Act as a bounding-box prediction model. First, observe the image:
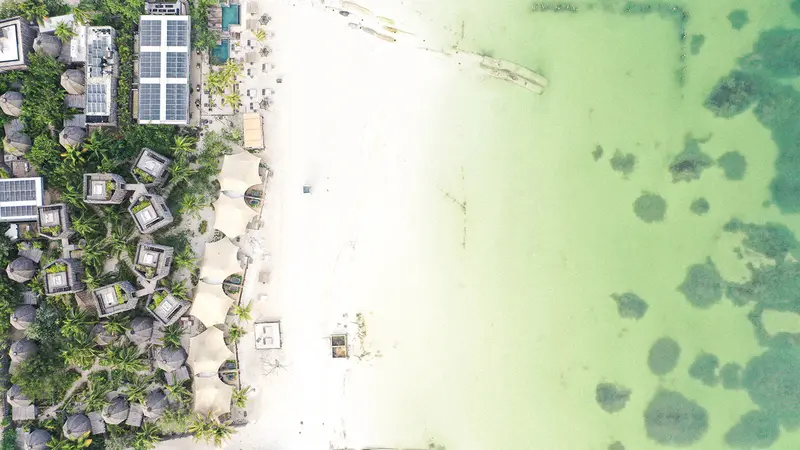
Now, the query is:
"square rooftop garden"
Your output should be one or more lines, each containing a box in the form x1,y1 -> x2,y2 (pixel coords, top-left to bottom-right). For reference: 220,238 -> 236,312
129,194 -> 174,234
83,173 -> 127,204
43,259 -> 85,295
146,288 -> 189,326
37,205 -> 70,240
93,281 -> 137,317
134,242 -> 174,280
132,148 -> 172,186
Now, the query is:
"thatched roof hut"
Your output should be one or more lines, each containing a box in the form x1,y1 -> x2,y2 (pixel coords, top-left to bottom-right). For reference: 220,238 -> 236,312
155,346 -> 187,372
9,338 -> 37,363
127,316 -> 153,344
24,429 -> 52,450
59,126 -> 86,149
33,34 -> 62,58
60,69 -> 85,95
0,91 -> 23,117
4,131 -> 31,155
7,384 -> 32,407
90,323 -> 116,346
10,304 -> 35,330
143,389 -> 168,418
62,414 -> 90,440
7,256 -> 36,283
101,396 -> 129,425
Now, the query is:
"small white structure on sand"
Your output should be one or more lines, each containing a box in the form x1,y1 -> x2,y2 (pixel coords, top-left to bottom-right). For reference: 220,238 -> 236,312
254,321 -> 281,349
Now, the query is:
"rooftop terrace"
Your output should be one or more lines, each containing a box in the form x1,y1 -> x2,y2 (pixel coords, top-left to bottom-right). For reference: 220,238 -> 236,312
92,281 -> 137,317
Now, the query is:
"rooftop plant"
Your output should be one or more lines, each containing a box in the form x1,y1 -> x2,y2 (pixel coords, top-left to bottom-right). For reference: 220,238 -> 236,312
131,199 -> 152,214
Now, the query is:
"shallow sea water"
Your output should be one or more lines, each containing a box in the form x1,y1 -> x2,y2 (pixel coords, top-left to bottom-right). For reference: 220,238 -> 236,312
350,0 -> 800,448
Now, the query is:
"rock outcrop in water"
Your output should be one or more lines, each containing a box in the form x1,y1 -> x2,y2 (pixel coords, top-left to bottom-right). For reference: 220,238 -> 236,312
595,382 -> 631,414
743,346 -> 800,427
644,390 -> 708,446
669,135 -> 714,183
688,352 -> 720,386
723,219 -> 796,262
690,35 -> 705,55
718,151 -> 747,180
705,71 -> 759,118
610,150 -> 636,176
690,198 -> 710,216
648,337 -> 681,376
592,145 -> 604,161
611,292 -> 648,320
725,410 -> 780,449
728,10 -> 749,30
607,442 -> 624,450
678,258 -> 725,308
633,192 -> 666,223
720,362 -> 743,389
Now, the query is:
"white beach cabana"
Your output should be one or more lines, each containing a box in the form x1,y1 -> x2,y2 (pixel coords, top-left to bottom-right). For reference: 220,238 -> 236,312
188,326 -> 234,375
242,113 -> 263,149
189,282 -> 234,327
193,375 -> 233,417
218,151 -> 263,193
212,194 -> 257,238
198,238 -> 241,281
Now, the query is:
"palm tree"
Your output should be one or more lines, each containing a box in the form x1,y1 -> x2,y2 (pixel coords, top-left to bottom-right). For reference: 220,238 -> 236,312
104,314 -> 130,336
20,0 -> 47,25
62,308 -> 95,340
133,422 -> 162,450
61,183 -> 86,210
28,276 -> 44,296
222,91 -> 241,109
231,302 -> 253,322
62,334 -> 98,368
81,239 -> 109,272
168,280 -> 190,301
47,437 -> 92,449
227,324 -> 247,344
54,22 -> 77,42
72,3 -> 94,25
83,128 -> 113,160
82,268 -> 114,290
179,193 -> 206,218
101,345 -> 147,375
171,135 -> 198,158
72,212 -> 103,237
189,413 -> 235,447
164,381 -> 191,404
168,157 -> 192,186
231,385 -> 251,408
79,378 -> 111,412
253,29 -> 267,42
160,322 -> 185,349
173,247 -> 197,271
61,144 -> 87,166
124,374 -> 153,404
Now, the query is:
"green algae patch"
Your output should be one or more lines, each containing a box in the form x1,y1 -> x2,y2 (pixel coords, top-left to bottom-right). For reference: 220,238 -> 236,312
595,382 -> 631,414
727,262 -> 800,309
718,151 -> 747,180
678,258 -> 725,308
644,390 -> 709,446
720,362 -> 743,390
592,145 -> 604,161
690,198 -> 710,216
794,0 -> 800,17
690,34 -> 705,55
705,71 -> 759,118
727,10 -> 749,30
744,28 -> 800,78
724,219 -> 798,263
648,337 -> 681,376
688,352 -> 720,387
724,410 -> 780,449
669,135 -> 714,183
608,442 -> 624,450
743,347 -> 800,426
633,192 -> 666,223
610,150 -> 636,176
611,292 -> 648,320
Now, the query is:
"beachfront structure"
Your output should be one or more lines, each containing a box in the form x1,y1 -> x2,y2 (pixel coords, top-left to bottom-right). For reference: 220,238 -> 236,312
155,345 -> 187,372
243,112 -> 264,149
0,17 -> 36,72
143,389 -> 168,418
219,151 -> 263,193
33,33 -> 61,58
0,177 -> 42,223
193,376 -> 232,417
43,258 -> 85,295
212,194 -> 257,238
85,26 -> 119,126
145,0 -> 188,15
91,323 -> 117,346
63,414 -> 91,440
92,281 -> 137,317
59,126 -> 87,148
6,256 -> 36,283
83,173 -> 127,204
189,282 -> 233,327
61,69 -> 86,95
147,288 -> 189,325
127,316 -> 154,344
188,326 -> 233,375
10,304 -> 35,330
102,395 -> 130,425
24,429 -> 52,450
131,148 -> 172,186
4,130 -> 31,156
134,242 -> 173,280
137,15 -> 191,125
37,204 -> 71,239
9,338 -> 36,363
7,384 -> 30,408
198,237 -> 241,282
0,91 -> 23,116
129,193 -> 174,233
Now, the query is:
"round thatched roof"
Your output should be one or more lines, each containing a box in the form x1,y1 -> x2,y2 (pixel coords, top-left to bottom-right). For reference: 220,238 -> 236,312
143,389 -> 167,418
10,304 -> 35,330
0,91 -> 23,117
9,338 -> 37,363
62,414 -> 90,440
5,131 -> 31,155
155,346 -> 187,372
127,316 -> 153,344
7,256 -> 36,283
60,69 -> 85,95
33,34 -> 62,58
59,126 -> 86,149
24,429 -> 51,450
7,384 -> 31,407
91,323 -> 116,346
102,395 -> 129,425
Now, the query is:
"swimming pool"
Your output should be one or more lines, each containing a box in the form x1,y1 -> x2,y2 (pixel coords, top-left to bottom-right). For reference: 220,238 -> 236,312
221,4 -> 240,31
211,39 -> 230,65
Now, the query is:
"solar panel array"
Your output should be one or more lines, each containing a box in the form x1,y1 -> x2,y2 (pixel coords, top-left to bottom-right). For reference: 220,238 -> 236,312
139,84 -> 161,121
87,34 -> 112,78
139,20 -> 162,46
166,20 -> 189,46
140,52 -> 161,78
0,205 -> 37,219
86,84 -> 108,115
165,84 -> 188,122
138,16 -> 190,123
0,179 -> 37,202
166,52 -> 187,78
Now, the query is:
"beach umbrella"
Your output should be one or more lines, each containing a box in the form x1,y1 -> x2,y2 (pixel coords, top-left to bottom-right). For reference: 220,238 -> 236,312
101,395 -> 129,425
10,304 -> 35,330
9,338 -> 37,363
7,256 -> 36,283
0,91 -> 23,117
7,384 -> 32,407
91,323 -> 116,346
24,429 -> 51,450
33,34 -> 62,58
62,414 -> 90,440
59,126 -> 86,149
127,316 -> 153,344
4,131 -> 31,155
60,69 -> 85,95
143,389 -> 168,418
155,346 -> 187,372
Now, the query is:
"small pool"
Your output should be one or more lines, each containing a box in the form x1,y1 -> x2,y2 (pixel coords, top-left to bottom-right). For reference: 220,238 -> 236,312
221,4 -> 240,31
211,39 -> 230,65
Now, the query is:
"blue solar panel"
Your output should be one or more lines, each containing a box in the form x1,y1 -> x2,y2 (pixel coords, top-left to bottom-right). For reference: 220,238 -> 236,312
139,84 -> 161,121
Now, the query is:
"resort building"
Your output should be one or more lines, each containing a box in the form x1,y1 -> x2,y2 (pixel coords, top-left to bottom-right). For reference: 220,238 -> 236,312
6,256 -> 36,283
137,15 -> 191,125
147,287 -> 189,326
129,193 -> 174,234
131,148 -> 172,186
0,17 -> 36,72
37,204 -> 72,240
85,26 -> 119,126
144,0 -> 188,15
92,281 -> 137,317
43,258 -> 85,296
0,177 -> 43,223
82,173 -> 127,204
0,91 -> 23,117
134,242 -> 173,280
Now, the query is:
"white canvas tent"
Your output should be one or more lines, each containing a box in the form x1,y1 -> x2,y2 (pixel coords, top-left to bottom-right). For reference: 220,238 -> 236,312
193,375 -> 233,417
189,282 -> 234,327
188,327 -> 234,375
218,151 -> 263,193
198,238 -> 242,282
212,194 -> 257,238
